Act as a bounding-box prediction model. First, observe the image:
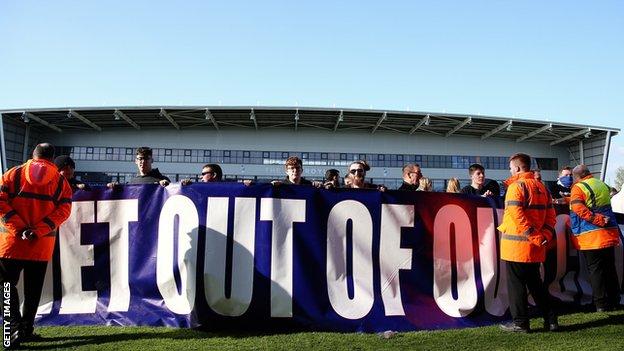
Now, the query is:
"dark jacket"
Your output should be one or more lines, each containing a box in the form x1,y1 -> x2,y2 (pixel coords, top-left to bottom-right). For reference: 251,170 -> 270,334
550,182 -> 571,199
283,177 -> 313,185
461,179 -> 500,196
128,168 -> 171,184
398,182 -> 420,191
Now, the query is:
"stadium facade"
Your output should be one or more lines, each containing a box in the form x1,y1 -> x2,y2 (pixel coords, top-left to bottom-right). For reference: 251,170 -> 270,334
0,106 -> 618,190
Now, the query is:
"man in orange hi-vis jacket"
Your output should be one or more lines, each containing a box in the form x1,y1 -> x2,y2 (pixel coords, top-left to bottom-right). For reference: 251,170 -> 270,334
569,164 -> 621,312
0,143 -> 72,348
498,153 -> 558,333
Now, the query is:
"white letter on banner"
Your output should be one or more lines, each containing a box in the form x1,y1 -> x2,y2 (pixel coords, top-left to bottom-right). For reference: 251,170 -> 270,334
59,201 -> 97,314
379,204 -> 413,316
326,200 -> 374,319
98,199 -> 138,312
477,207 -> 508,316
204,197 -> 256,316
260,198 -> 306,317
157,195 -> 199,315
433,204 -> 477,317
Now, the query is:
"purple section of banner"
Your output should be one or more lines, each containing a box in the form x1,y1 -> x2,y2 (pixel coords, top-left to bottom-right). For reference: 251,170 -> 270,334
34,183 -> 624,332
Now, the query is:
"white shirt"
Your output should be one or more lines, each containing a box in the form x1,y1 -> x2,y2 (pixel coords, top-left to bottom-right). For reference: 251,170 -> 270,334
611,190 -> 624,214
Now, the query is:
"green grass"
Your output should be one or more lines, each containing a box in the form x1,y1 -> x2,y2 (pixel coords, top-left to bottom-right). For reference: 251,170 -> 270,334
21,309 -> 624,350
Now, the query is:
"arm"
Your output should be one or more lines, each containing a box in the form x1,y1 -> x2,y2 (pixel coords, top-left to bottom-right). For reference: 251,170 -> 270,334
570,184 -> 608,226
32,178 -> 73,237
0,169 -> 28,235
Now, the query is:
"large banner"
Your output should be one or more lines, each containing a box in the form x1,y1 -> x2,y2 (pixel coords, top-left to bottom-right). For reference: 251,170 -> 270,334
29,184 -> 624,332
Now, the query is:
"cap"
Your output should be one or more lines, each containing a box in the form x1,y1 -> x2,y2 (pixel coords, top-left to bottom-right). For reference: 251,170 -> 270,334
54,155 -> 75,170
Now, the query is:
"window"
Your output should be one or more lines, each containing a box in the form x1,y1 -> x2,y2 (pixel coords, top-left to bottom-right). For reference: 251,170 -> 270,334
204,150 -> 211,157
165,149 -> 172,156
378,154 -> 385,161
106,147 -> 113,154
302,153 -> 308,159
126,148 -> 133,155
224,150 -> 231,157
282,152 -> 289,158
359,154 -> 366,160
243,151 -> 250,158
184,149 -> 191,156
340,153 -> 347,160
397,154 -> 403,161
321,153 -> 328,160
263,151 -> 270,158
86,147 -> 93,154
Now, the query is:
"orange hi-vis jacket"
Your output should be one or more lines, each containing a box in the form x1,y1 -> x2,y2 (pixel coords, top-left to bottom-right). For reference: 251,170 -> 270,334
569,175 -> 620,250
498,172 -> 557,263
0,158 -> 72,261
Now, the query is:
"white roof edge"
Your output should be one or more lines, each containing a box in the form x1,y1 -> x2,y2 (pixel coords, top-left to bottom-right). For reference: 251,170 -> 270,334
0,105 -> 619,133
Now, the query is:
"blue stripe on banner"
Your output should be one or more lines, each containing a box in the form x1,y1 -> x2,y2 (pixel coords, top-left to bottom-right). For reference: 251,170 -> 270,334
34,184 -> 624,332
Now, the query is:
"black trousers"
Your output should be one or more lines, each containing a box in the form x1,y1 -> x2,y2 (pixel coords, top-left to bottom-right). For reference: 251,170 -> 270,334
582,247 -> 620,309
505,261 -> 554,325
0,258 -> 48,334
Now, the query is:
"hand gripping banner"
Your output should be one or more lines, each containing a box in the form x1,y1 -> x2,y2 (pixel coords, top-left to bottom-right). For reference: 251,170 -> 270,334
27,183 -> 624,332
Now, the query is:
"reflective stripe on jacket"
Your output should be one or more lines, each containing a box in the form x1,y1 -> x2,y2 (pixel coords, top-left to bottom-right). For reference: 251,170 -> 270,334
0,159 -> 72,261
569,175 -> 620,250
498,172 -> 556,263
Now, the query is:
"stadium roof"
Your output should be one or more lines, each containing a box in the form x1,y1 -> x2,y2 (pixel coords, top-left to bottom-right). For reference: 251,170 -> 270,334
0,106 -> 618,145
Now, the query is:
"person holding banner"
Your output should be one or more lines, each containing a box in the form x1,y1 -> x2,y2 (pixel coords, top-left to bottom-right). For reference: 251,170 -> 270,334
498,153 -> 558,333
0,143 -> 73,347
107,147 -> 171,188
398,163 -> 422,191
345,160 -> 386,191
271,156 -> 321,187
54,155 -> 91,192
569,164 -> 621,312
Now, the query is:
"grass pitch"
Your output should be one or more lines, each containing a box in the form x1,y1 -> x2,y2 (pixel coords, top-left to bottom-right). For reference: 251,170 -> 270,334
22,309 -> 624,350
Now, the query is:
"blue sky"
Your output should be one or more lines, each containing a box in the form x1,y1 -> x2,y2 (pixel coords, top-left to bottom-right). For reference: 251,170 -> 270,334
1,1 -> 623,181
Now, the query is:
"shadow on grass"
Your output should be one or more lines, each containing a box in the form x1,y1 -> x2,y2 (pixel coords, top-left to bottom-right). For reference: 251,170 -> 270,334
558,312 -> 624,332
25,326 -> 315,350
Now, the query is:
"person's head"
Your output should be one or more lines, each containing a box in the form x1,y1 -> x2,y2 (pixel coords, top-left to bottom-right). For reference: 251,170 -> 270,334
135,147 -> 153,175
201,163 -> 223,182
54,155 -> 76,180
32,143 -> 55,161
285,156 -> 303,184
532,168 -> 542,182
508,153 -> 531,176
446,177 -> 461,193
572,164 -> 591,182
468,163 -> 486,188
402,163 -> 422,185
344,174 -> 352,187
419,177 -> 433,192
559,166 -> 572,178
557,166 -> 573,187
348,160 -> 370,187
325,169 -> 340,184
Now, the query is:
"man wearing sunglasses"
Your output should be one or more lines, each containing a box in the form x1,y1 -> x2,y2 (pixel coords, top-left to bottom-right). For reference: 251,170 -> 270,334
181,164 -> 224,185
345,160 -> 385,190
398,164 -> 422,191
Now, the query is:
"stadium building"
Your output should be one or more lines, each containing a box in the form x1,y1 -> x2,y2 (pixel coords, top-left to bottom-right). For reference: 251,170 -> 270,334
0,106 -> 618,190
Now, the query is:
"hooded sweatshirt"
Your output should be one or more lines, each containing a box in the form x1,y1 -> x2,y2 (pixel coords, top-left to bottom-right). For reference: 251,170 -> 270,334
0,158 -> 72,261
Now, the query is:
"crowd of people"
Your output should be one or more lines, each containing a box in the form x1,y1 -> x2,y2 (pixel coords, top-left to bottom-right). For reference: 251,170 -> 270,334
0,144 -> 622,346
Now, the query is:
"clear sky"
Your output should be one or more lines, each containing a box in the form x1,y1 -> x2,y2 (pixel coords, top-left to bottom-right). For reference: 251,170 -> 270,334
1,1 -> 623,181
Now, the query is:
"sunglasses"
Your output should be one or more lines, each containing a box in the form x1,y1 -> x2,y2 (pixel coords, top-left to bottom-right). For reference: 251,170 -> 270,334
201,171 -> 214,176
136,157 -> 151,161
349,169 -> 364,174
